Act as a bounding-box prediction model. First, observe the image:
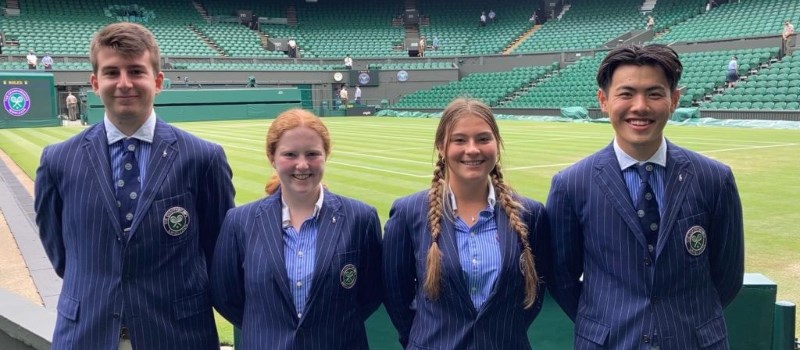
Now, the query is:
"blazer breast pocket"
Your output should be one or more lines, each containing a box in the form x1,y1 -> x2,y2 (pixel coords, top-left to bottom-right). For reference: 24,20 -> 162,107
334,250 -> 360,299
675,212 -> 710,266
152,192 -> 196,245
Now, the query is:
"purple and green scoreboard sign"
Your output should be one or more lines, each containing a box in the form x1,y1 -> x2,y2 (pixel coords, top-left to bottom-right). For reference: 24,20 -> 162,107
0,73 -> 59,129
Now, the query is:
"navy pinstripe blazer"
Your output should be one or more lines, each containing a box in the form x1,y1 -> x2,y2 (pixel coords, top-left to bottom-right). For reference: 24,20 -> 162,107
382,190 -> 551,350
211,188 -> 382,350
546,141 -> 744,350
35,119 -> 235,350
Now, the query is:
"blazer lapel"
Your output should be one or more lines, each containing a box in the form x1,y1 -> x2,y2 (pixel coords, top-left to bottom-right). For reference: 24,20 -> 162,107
128,120 -> 177,239
439,217 -> 476,315
655,142 -> 692,258
593,144 -> 648,248
303,191 -> 344,319
82,123 -> 122,234
257,193 -> 295,312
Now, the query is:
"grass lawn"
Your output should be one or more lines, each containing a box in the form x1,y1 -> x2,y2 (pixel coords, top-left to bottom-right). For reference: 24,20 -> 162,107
1,117 -> 798,342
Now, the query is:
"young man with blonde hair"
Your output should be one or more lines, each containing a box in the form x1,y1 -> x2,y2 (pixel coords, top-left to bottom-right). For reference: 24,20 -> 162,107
36,22 -> 234,350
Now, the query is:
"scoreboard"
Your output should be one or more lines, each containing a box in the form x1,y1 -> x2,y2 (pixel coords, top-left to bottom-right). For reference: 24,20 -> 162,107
0,73 -> 58,128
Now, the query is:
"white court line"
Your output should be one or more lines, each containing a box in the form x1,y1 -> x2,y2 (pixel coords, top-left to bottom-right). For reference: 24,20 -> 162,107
506,162 -> 577,171
332,130 -> 433,142
358,146 -> 433,154
676,136 -> 794,145
223,144 -> 264,152
698,143 -> 798,154
504,135 -> 606,145
183,122 -> 270,129
328,160 -> 430,178
333,150 -> 433,165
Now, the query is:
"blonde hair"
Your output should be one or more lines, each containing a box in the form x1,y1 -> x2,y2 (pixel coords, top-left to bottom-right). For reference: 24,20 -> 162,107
424,98 -> 538,308
264,109 -> 331,195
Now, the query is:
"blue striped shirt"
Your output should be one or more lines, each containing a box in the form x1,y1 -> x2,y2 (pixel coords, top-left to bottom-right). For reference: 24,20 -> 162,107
104,112 -> 156,187
613,138 -> 667,213
449,185 -> 501,310
282,190 -> 324,319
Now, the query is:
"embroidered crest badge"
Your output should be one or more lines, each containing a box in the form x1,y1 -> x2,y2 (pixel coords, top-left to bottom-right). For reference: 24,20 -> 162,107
163,207 -> 190,236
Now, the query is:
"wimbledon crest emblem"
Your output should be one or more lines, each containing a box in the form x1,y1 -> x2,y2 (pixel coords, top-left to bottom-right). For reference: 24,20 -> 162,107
4,88 -> 31,117
163,207 -> 190,236
340,264 -> 357,289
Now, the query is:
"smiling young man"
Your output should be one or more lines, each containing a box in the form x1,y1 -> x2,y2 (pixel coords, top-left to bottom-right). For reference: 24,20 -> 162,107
546,44 -> 744,349
35,22 -> 234,350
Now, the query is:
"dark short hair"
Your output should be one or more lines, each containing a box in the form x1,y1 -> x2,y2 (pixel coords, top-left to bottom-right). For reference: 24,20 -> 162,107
596,44 -> 682,91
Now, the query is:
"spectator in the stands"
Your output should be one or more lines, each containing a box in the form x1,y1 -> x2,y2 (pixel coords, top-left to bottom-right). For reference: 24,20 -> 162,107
27,50 -> 37,70
705,0 -> 716,12
529,12 -> 538,25
288,38 -> 297,58
344,54 -> 353,70
783,20 -> 795,56
726,55 -> 739,88
42,52 -> 54,70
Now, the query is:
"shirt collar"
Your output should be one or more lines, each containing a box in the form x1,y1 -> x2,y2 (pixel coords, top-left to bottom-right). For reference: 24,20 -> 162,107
448,181 -> 497,213
282,188 -> 325,228
104,110 -> 156,145
613,137 -> 667,170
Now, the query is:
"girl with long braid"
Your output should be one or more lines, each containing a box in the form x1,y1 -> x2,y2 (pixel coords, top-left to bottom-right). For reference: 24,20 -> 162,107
382,98 -> 551,349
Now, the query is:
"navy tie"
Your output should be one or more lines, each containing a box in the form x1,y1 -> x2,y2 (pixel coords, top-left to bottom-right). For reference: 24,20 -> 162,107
635,163 -> 660,255
116,138 -> 141,236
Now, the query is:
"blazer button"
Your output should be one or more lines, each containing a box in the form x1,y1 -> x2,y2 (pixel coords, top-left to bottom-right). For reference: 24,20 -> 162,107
113,313 -> 120,319
642,335 -> 650,343
643,257 -> 652,266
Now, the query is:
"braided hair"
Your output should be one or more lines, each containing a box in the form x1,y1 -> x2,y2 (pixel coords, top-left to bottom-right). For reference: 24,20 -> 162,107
423,98 -> 538,308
